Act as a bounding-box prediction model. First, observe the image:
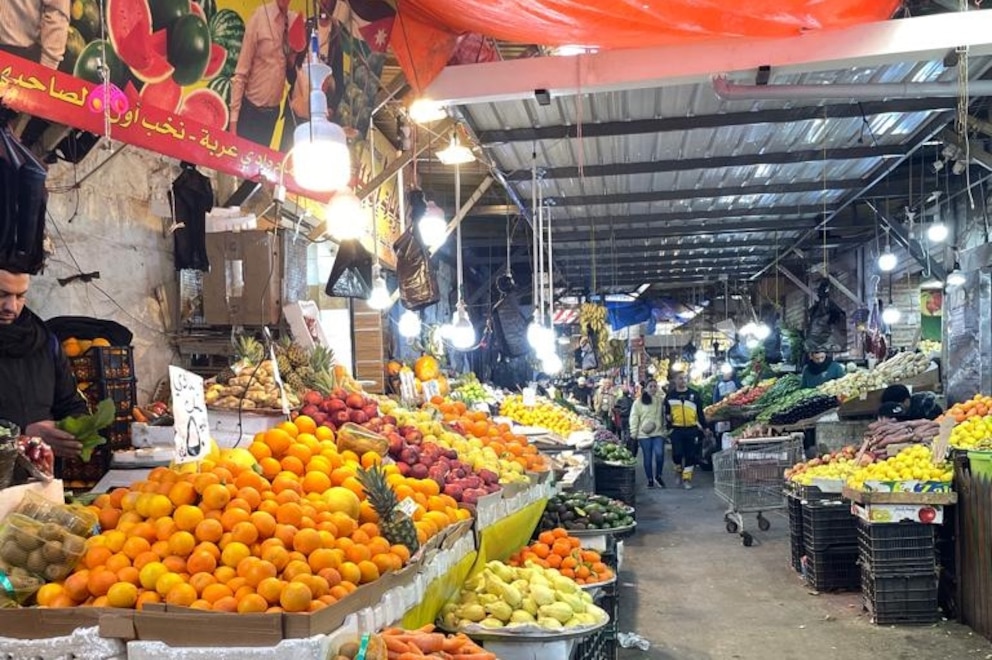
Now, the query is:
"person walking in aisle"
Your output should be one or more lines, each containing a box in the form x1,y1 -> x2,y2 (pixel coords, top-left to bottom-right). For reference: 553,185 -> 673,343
665,371 -> 708,489
613,384 -> 635,455
630,380 -> 666,489
593,377 -> 616,430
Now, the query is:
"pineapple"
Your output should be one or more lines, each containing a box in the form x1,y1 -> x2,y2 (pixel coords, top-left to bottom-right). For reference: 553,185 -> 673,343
287,342 -> 310,368
286,372 -> 306,395
310,345 -> 335,375
296,365 -> 317,389
215,366 -> 236,385
234,335 -> 265,365
311,370 -> 338,397
276,354 -> 292,378
356,465 -> 420,555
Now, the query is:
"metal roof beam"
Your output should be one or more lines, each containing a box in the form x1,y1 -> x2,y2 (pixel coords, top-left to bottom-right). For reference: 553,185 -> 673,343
476,98 -> 951,144
425,12 -> 992,105
503,145 -> 908,180
540,179 -> 866,206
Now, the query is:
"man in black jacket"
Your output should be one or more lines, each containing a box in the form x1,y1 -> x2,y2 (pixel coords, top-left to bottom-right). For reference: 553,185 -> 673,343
664,372 -> 709,490
0,269 -> 85,457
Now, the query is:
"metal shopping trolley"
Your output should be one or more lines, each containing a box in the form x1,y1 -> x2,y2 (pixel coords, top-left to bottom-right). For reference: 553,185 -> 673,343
713,434 -> 805,546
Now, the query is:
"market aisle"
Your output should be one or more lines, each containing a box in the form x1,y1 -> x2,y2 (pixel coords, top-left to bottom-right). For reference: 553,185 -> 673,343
615,462 -> 990,660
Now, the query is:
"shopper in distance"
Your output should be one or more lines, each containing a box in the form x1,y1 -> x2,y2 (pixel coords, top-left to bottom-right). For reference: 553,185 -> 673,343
629,380 -> 666,489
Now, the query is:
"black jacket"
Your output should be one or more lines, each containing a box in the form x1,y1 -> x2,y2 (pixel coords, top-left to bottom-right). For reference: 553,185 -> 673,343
0,308 -> 87,430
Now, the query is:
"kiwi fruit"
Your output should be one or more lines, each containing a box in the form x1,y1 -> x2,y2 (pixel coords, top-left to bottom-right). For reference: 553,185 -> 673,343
44,564 -> 67,582
37,523 -> 63,542
41,540 -> 63,563
12,526 -> 43,552
61,534 -> 85,557
338,642 -> 360,659
25,550 -> 46,575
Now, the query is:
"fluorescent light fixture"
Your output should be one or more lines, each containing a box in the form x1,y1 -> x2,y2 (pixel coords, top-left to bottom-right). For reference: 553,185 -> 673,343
367,266 -> 392,310
408,98 -> 447,124
398,309 -> 422,338
921,277 -> 944,290
878,250 -> 898,272
324,188 -> 367,240
881,304 -> 901,325
553,45 -> 598,56
436,134 -> 475,165
927,222 -> 949,243
634,283 -> 651,295
418,202 -> 448,249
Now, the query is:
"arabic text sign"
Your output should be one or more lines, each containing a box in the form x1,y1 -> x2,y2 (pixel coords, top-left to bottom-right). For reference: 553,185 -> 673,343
0,55 -> 320,195
169,366 -> 210,465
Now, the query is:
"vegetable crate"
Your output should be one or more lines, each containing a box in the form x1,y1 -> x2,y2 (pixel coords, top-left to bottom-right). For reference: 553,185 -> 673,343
81,379 -> 137,416
104,415 -> 134,451
802,545 -> 860,591
802,499 -> 857,552
787,492 -> 804,573
69,346 -> 135,383
861,567 -> 940,625
857,520 -> 936,577
594,463 -> 636,507
57,444 -> 110,488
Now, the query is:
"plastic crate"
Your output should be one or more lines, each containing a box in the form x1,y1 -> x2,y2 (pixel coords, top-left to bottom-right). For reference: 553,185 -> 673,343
857,520 -> 936,576
790,530 -> 804,573
803,545 -> 860,591
862,568 -> 940,625
103,414 -> 133,451
70,346 -> 134,383
574,624 -> 613,660
57,444 -> 111,488
81,378 -> 136,416
787,492 -> 803,535
594,463 -> 636,506
803,499 -> 857,551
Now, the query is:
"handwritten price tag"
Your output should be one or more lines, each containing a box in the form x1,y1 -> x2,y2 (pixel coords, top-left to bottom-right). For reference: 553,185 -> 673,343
522,387 -> 537,408
932,417 -> 956,465
422,379 -> 441,402
170,366 -> 210,465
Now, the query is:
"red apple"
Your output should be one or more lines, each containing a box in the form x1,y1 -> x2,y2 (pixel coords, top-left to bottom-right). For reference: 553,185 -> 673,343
918,507 -> 937,524
349,410 -> 368,425
443,483 -> 464,500
410,463 -> 429,479
346,393 -> 366,410
332,410 -> 351,426
331,388 -> 347,400
301,404 -> 319,418
327,398 -> 347,413
303,391 -> 323,406
396,461 -> 410,476
382,415 -> 397,426
387,434 -> 404,457
362,404 -> 378,420
311,412 -> 328,427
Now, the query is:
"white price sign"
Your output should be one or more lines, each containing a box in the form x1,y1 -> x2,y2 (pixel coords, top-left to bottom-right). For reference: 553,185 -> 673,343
522,387 -> 537,408
169,366 -> 210,464
422,379 -> 441,401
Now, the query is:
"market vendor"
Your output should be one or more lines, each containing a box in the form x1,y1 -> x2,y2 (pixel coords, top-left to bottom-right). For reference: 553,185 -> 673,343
593,377 -> 616,428
0,269 -> 85,457
800,349 -> 845,389
664,371 -> 709,490
879,384 -> 943,421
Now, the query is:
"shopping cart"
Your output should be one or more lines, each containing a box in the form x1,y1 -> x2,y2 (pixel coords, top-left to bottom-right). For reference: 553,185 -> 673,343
713,434 -> 805,546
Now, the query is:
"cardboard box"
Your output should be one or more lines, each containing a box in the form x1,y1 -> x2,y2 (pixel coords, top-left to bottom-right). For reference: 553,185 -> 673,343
202,231 -> 282,326
282,301 -> 330,351
0,606 -> 131,639
864,480 -> 952,494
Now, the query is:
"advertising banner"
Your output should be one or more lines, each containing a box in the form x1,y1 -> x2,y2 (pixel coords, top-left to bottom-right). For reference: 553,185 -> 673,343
920,289 -> 942,342
0,0 -> 397,212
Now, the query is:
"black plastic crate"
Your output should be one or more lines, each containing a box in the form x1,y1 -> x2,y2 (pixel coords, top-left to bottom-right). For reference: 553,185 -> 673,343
70,346 -> 135,383
103,415 -> 133,451
862,568 -> 939,625
803,545 -> 860,591
82,378 -> 137,416
790,530 -> 804,573
574,623 -> 613,660
787,492 -> 803,535
794,484 -> 838,503
803,499 -> 857,551
57,444 -> 111,487
595,463 -> 636,505
857,520 -> 936,576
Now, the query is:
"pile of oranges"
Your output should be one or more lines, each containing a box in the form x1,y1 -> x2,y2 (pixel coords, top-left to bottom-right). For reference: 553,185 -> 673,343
431,398 -> 549,473
942,393 -> 992,424
506,528 -> 614,586
40,416 -> 468,613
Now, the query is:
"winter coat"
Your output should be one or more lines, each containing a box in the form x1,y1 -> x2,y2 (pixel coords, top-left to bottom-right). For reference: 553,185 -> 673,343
630,396 -> 665,440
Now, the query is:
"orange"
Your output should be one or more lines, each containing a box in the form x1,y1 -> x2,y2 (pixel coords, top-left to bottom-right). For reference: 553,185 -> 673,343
293,529 -> 323,555
220,507 -> 250,532
168,531 -> 196,557
105,552 -> 131,573
202,483 -> 231,511
36,583 -> 65,607
221,542 -> 251,568
129,522 -> 157,544
272,474 -> 303,495
212,596 -> 238,612
98,508 -> 121,532
168,481 -> 197,507
162,555 -> 187,574
173,504 -> 204,532
189,572 -> 217,595
294,415 -> 317,435
390,544 -> 411,565
315,427 -> 334,442
280,456 -> 305,476
193,472 -> 220,495
187,550 -> 218,575
193,541 -> 221,560
356,560 -> 379,584
372,553 -> 400,574
237,593 -> 268,613
259,457 -> 282,480
264,428 -> 293,457
286,443 -> 312,465
201,583 -> 234,604
329,512 -> 357,537
231,521 -> 259,546
279,581 -> 312,613
190,599 -> 212,610
276,503 -> 304,527
249,441 -> 272,462
302,471 -> 331,495
257,577 -> 284,605
308,548 -> 340,573
116,566 -> 141,586
262,544 -> 291,571
237,486 -> 263,510
166,582 -> 198,607
338,561 -> 361,585
250,511 -> 277,539
195,518 -> 224,543
226,497 -> 253,514
345,543 -> 371,564
106,582 -> 138,608
318,567 -> 342,588
282,560 -> 312,581
244,560 -> 277,587
351,529 -> 371,545
121,537 -> 151,561
360,451 -> 381,469
294,574 -> 329,598
358,501 -> 378,524
83,545 -> 114,571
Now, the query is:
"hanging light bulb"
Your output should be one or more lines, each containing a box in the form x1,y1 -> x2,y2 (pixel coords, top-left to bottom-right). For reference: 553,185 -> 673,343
418,201 -> 448,250
436,133 -> 475,165
877,249 -> 898,272
882,304 -> 902,325
398,309 -> 422,338
720,363 -> 734,376
927,221 -> 949,243
367,265 -> 392,310
450,302 -> 476,350
292,47 -> 350,193
542,352 -> 563,375
408,99 -> 447,124
753,322 -> 771,341
739,321 -> 757,337
946,265 -> 967,287
324,188 -> 367,240
745,337 -> 760,350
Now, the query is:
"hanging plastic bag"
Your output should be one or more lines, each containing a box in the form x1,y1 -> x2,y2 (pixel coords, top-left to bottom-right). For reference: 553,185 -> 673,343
325,238 -> 373,299
393,225 -> 439,310
493,275 -> 529,357
0,122 -> 48,274
805,282 -> 847,353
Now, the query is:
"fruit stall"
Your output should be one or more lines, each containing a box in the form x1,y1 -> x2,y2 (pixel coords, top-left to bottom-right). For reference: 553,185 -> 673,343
0,337 -> 636,660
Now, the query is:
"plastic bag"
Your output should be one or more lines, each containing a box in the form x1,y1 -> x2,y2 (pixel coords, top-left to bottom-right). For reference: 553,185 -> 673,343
335,422 -> 388,456
393,225 -> 439,310
493,287 -> 529,357
0,123 -> 48,274
326,239 -> 373,299
805,295 -> 847,353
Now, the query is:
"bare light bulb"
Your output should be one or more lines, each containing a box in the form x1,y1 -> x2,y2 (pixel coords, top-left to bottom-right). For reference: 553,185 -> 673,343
418,202 -> 448,250
324,188 -> 367,240
882,305 -> 901,325
367,268 -> 392,311
946,268 -> 967,287
878,250 -> 898,272
398,309 -> 422,338
451,302 -> 476,350
408,99 -> 447,124
927,222 -> 949,243
542,353 -> 563,375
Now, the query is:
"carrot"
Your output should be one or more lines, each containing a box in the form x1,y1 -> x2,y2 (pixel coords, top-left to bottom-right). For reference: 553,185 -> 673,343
384,636 -> 412,654
409,634 -> 445,654
441,636 -> 468,652
397,653 -> 426,660
450,653 -> 495,660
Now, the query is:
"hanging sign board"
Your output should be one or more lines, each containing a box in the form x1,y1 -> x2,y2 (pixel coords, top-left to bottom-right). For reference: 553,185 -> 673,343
169,366 -> 210,464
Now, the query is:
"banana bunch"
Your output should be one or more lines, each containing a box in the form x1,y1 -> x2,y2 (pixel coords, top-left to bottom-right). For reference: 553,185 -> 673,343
579,304 -> 610,359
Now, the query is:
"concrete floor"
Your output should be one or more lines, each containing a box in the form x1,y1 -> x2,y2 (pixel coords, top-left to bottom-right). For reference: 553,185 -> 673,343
615,457 -> 992,660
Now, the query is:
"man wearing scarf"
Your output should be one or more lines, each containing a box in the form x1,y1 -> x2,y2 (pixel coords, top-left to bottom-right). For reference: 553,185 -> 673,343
0,269 -> 85,457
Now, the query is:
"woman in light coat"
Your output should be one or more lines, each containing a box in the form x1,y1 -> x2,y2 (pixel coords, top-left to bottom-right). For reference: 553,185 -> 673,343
629,380 -> 666,488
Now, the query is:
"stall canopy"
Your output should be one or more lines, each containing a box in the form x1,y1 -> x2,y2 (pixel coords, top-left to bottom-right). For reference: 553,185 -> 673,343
392,0 -> 903,91
605,298 -> 704,333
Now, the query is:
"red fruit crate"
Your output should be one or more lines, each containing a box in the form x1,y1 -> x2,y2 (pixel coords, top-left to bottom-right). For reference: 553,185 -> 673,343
70,346 -> 135,383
